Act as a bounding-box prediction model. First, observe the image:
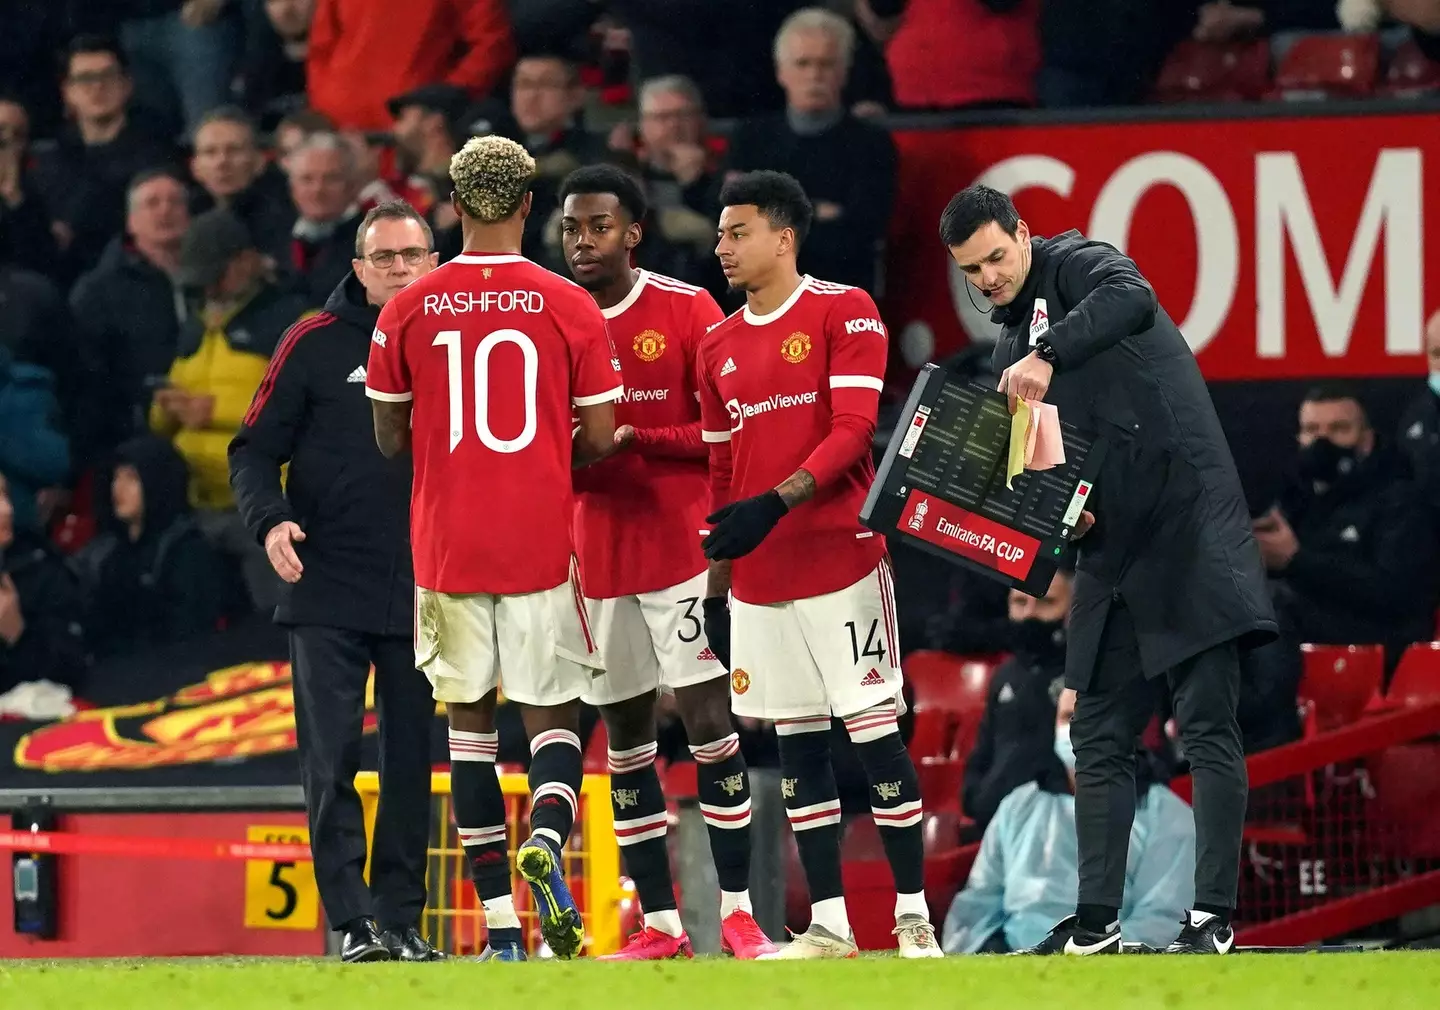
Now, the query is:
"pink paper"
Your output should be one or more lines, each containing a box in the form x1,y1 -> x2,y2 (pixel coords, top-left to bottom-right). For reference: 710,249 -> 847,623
1023,399 -> 1066,470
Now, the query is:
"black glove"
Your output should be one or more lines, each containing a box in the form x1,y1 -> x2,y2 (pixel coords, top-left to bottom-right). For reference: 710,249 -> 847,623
702,490 -> 789,561
702,596 -> 731,670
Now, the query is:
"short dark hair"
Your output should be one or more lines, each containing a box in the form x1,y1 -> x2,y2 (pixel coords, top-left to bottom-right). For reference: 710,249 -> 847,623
1302,381 -> 1367,412
718,170 -> 813,247
126,167 -> 187,210
193,105 -> 257,144
558,164 -> 648,224
939,185 -> 1021,247
355,201 -> 434,257
63,34 -> 127,78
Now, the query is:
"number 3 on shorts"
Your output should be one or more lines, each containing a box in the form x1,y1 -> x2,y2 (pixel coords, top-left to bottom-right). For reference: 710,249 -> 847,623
677,596 -> 702,644
845,618 -> 887,666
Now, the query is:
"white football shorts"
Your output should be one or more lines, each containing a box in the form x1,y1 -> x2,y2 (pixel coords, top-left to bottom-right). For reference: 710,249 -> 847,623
728,560 -> 904,721
581,570 -> 727,707
414,570 -> 602,707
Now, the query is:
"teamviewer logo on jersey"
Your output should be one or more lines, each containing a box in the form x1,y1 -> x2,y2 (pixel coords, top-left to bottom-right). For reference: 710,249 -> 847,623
726,391 -> 821,432
908,498 -> 929,532
725,398 -> 744,432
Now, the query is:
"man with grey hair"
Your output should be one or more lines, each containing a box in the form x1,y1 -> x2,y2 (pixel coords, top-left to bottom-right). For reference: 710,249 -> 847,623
230,200 -> 443,963
722,7 -> 896,293
283,132 -> 366,302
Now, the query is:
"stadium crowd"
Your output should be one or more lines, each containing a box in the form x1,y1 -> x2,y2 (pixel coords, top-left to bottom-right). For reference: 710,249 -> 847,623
0,0 -> 1439,952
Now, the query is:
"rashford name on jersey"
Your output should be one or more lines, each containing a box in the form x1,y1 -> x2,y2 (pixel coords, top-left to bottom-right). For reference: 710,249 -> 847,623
697,276 -> 890,605
365,253 -> 622,596
573,270 -> 724,600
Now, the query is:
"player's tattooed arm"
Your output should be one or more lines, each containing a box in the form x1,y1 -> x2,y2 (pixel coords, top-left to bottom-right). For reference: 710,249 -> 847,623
371,400 -> 412,458
705,559 -> 732,599
774,468 -> 818,509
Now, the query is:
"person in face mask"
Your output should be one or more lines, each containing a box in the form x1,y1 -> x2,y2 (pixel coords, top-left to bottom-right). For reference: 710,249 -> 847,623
1254,383 -> 1438,670
1395,308 -> 1440,526
942,688 -> 1196,954
960,566 -> 1074,835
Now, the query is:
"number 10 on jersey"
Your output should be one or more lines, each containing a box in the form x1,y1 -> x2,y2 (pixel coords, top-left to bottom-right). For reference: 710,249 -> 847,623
434,329 -> 539,454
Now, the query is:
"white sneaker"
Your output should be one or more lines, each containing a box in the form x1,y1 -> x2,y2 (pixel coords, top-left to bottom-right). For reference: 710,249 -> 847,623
757,923 -> 859,960
894,913 -> 944,958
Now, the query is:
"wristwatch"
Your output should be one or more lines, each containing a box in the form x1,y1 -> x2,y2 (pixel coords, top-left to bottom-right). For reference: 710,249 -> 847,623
1034,339 -> 1059,368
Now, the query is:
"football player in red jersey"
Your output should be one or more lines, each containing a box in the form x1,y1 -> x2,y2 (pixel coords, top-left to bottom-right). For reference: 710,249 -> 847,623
558,165 -> 778,961
696,170 -> 941,959
366,136 -> 624,961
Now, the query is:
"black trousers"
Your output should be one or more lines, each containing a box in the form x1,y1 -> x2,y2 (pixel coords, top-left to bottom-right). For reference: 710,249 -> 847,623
1071,603 -> 1247,911
290,625 -> 436,931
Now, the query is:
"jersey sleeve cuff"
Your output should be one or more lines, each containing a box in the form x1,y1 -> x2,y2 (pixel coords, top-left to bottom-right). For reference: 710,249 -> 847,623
365,387 -> 413,402
829,375 -> 885,390
701,429 -> 732,443
573,385 -> 624,407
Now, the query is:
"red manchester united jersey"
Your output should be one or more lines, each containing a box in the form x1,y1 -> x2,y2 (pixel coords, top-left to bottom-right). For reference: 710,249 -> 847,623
366,253 -> 623,595
697,276 -> 888,605
573,270 -> 725,599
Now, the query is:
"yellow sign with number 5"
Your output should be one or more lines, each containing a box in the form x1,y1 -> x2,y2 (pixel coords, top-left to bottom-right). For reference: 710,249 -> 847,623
243,825 -> 319,931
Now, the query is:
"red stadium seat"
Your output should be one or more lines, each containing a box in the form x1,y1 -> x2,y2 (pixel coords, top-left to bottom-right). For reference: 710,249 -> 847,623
583,721 -> 609,774
1383,39 -> 1440,97
1272,33 -> 1381,99
1385,643 -> 1440,706
1153,40 -> 1272,103
905,650 -> 998,760
1297,643 -> 1384,732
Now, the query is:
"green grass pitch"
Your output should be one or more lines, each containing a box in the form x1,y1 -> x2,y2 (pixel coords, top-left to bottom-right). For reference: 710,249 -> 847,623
3,953 -> 1439,1010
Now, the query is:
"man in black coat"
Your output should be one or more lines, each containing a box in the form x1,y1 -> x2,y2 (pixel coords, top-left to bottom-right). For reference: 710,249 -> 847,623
939,185 -> 1276,956
228,202 -> 442,964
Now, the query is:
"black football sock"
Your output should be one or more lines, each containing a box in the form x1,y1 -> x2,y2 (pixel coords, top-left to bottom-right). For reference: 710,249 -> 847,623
448,729 -> 520,946
527,728 -> 583,858
607,741 -> 682,935
690,731 -> 753,915
776,716 -> 848,937
1077,903 -> 1120,934
1193,903 -> 1232,926
845,703 -> 926,917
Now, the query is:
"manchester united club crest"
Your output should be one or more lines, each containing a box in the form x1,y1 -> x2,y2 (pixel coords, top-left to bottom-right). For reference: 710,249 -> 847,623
731,667 -> 751,695
633,329 -> 667,362
780,332 -> 811,364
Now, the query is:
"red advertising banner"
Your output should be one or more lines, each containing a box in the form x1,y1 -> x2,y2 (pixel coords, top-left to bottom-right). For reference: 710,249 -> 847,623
882,111 -> 1435,381
896,489 -> 1040,580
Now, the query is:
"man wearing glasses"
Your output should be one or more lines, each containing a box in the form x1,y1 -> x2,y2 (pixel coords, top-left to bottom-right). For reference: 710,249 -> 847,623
228,202 -> 444,963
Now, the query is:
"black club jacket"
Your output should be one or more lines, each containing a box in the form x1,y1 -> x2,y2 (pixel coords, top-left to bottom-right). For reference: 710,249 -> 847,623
228,272 -> 414,635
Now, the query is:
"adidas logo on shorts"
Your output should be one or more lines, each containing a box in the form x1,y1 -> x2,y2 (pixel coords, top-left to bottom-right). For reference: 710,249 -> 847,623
697,648 -> 718,662
859,668 -> 885,687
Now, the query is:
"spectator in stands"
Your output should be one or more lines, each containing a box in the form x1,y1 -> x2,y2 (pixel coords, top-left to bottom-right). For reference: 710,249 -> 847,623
1255,383 -> 1438,670
0,340 -> 69,535
241,0 -> 313,129
306,0 -> 514,131
1396,308 -> 1440,527
0,262 -> 79,424
505,53 -> 610,264
1034,0 -> 1199,107
856,0 -> 1040,109
0,472 -> 87,700
33,36 -> 175,280
70,170 -> 190,467
941,689 -> 1193,953
1385,0 -> 1440,59
0,97 -> 61,277
114,0 -> 242,136
74,434 -> 225,660
962,570 -> 1072,834
151,208 -> 313,611
189,107 -> 296,259
619,76 -> 719,221
387,84 -> 469,216
723,9 -> 896,293
273,107 -> 334,170
283,133 -> 365,302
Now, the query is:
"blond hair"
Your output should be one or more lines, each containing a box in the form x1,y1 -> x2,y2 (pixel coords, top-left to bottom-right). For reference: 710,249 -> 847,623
449,135 -> 537,224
